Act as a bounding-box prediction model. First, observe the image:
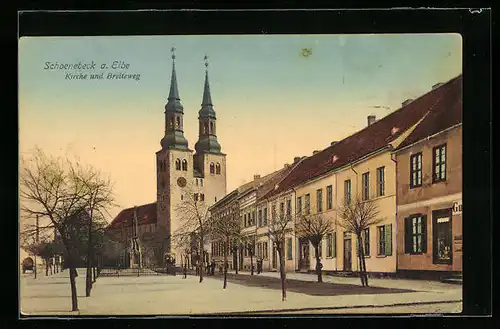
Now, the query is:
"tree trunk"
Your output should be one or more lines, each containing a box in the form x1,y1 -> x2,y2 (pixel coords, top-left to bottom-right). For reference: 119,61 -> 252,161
223,238 -> 228,289
199,234 -> 204,283
250,251 -> 254,275
356,237 -> 366,287
278,245 -> 286,301
66,254 -> 79,312
34,256 -> 37,279
234,246 -> 239,274
45,261 -> 49,276
361,239 -> 369,287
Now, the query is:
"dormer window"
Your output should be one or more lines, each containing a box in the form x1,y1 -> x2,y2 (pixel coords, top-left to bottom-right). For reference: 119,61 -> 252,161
332,155 -> 339,164
391,127 -> 400,135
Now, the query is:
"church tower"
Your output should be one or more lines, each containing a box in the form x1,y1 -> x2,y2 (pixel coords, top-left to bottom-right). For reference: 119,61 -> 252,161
156,47 -> 194,261
194,55 -> 227,206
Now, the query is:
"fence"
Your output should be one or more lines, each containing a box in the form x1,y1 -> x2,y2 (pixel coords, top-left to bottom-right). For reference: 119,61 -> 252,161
99,266 -> 180,277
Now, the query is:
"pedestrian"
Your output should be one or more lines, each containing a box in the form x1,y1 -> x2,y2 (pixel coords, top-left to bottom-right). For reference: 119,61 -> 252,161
211,260 -> 215,276
183,264 -> 187,279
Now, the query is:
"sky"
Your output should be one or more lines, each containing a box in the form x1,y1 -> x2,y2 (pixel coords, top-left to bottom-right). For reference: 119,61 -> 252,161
18,34 -> 462,222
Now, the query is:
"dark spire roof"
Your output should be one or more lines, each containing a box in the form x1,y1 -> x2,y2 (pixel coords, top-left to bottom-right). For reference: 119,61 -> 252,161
199,55 -> 216,119
165,47 -> 184,113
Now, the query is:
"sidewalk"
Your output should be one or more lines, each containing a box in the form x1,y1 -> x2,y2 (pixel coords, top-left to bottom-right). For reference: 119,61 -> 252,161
20,268 -> 462,315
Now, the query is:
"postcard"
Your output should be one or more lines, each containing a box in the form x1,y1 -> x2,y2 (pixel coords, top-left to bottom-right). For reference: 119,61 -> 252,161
19,32 -> 463,316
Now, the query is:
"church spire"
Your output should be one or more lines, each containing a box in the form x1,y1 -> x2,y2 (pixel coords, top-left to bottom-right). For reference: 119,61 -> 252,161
195,55 -> 222,154
165,47 -> 184,113
160,47 -> 189,150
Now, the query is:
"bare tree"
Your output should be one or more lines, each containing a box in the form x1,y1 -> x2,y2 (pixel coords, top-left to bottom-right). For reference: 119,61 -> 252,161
242,235 -> 256,275
295,213 -> 335,282
80,170 -> 116,297
268,203 -> 294,301
209,211 -> 240,288
173,185 -> 211,283
19,147 -> 116,311
336,195 -> 384,287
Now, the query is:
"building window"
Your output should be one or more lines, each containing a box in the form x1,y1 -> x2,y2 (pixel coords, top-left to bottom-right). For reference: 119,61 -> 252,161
287,238 -> 293,260
297,197 -> 302,215
195,179 -> 198,186
362,172 -> 370,200
326,185 -> 333,210
181,194 -> 183,200
194,193 -> 199,202
326,233 -> 333,258
272,204 -> 277,220
200,179 -> 203,187
200,193 -> 205,202
210,163 -> 215,174
252,211 -> 255,225
433,209 -> 452,264
377,224 -> 392,256
433,144 -> 447,183
263,242 -> 268,259
176,117 -> 180,128
317,240 -> 322,258
244,214 -> 247,227
410,152 -> 423,188
305,194 -> 311,215
405,214 -> 426,254
182,159 -> 188,171
344,179 -> 351,204
376,166 -> 385,197
175,158 -> 181,171
263,207 -> 268,226
286,199 -> 292,217
316,189 -> 323,212
363,228 -> 370,256
258,209 -> 263,227
279,202 -> 285,218
215,163 -> 221,175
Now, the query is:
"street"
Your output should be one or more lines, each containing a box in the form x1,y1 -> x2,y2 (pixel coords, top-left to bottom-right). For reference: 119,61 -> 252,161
20,268 -> 462,316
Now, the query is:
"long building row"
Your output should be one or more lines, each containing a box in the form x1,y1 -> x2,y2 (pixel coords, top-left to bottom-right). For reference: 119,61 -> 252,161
209,75 -> 462,278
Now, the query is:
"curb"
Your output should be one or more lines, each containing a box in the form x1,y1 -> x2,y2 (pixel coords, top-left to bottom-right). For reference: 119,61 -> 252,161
214,299 -> 462,315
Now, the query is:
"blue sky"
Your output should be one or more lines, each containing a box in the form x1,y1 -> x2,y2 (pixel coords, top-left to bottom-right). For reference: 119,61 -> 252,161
19,34 -> 462,219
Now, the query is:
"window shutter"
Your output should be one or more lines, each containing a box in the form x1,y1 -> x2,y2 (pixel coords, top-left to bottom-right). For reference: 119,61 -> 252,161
404,217 -> 412,253
422,215 -> 427,254
385,224 -> 392,256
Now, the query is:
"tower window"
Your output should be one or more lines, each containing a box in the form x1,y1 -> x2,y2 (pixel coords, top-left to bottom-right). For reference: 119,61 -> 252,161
204,122 -> 209,134
196,179 -> 199,186
182,159 -> 188,171
176,117 -> 180,129
170,118 -> 174,129
215,163 -> 221,175
210,163 -> 215,174
210,122 -> 214,134
175,159 -> 181,171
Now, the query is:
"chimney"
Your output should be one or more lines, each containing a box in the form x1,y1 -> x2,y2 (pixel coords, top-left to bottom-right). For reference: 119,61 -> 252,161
284,163 -> 290,168
432,82 -> 444,90
313,150 -> 320,155
367,115 -> 376,126
293,156 -> 301,163
330,141 -> 338,146
253,174 -> 261,180
402,99 -> 414,107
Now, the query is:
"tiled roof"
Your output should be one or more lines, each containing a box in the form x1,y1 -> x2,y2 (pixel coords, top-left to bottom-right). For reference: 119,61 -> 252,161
108,202 -> 157,229
263,74 -> 462,199
396,75 -> 462,149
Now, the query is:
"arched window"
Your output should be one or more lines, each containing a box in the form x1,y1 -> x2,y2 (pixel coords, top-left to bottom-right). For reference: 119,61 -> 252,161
169,118 -> 174,129
215,163 -> 221,175
176,117 -> 180,129
210,163 -> 215,174
182,159 -> 188,171
175,159 -> 181,171
210,122 -> 215,134
195,179 -> 198,186
204,122 -> 209,134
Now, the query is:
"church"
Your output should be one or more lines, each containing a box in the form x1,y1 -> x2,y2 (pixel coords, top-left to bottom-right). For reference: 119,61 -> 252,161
106,49 -> 227,268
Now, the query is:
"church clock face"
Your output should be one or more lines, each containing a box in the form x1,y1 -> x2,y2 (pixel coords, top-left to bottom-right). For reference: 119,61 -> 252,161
177,177 -> 187,188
